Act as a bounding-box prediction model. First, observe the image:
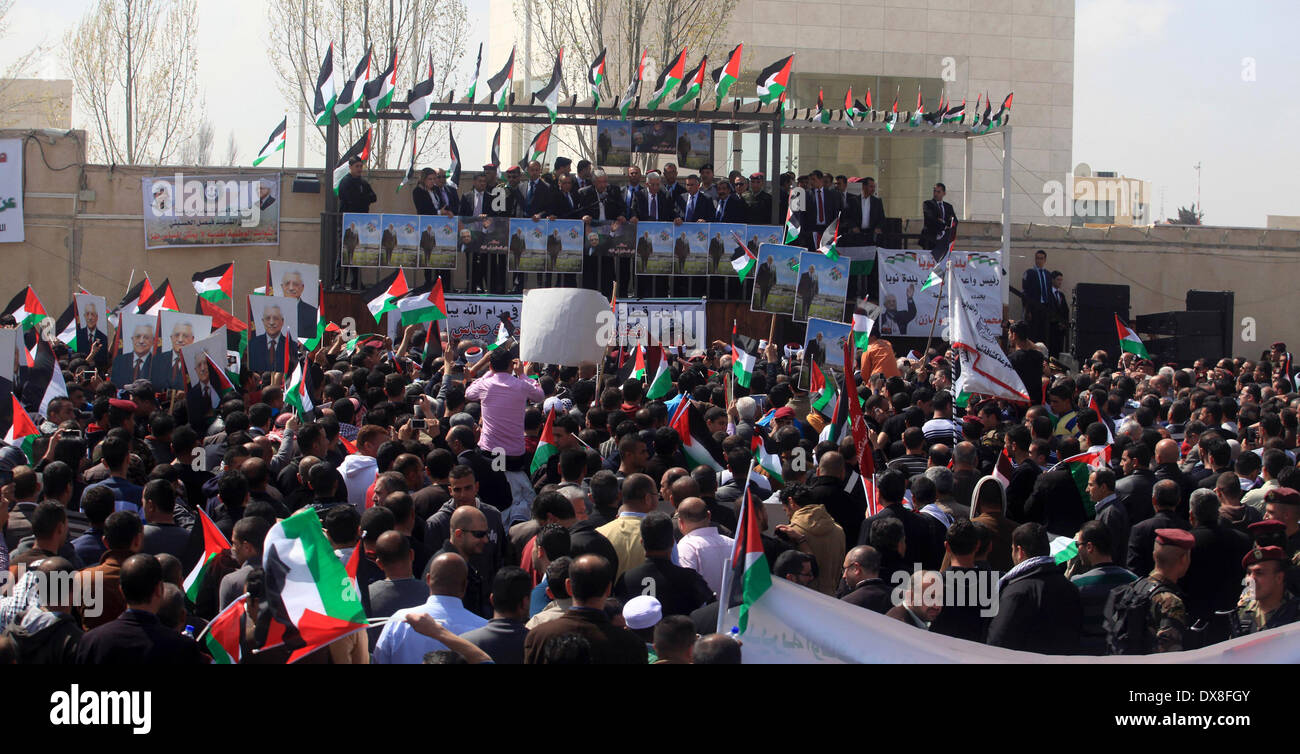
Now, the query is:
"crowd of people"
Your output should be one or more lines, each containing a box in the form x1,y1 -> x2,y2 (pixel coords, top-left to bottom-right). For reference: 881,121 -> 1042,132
1,292 -> 1298,664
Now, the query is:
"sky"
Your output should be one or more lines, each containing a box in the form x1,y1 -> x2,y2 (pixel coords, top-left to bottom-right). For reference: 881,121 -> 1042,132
1,0 -> 1295,228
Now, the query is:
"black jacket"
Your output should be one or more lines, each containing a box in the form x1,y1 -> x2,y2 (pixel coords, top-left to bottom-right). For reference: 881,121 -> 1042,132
75,609 -> 205,664
1127,509 -> 1191,576
986,559 -> 1082,654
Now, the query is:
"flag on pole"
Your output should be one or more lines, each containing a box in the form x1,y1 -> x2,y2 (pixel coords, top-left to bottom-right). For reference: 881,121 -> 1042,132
712,43 -> 743,108
333,47 -> 371,126
363,50 -> 398,122
183,507 -> 231,602
362,269 -> 409,323
332,128 -> 372,194
2,287 -> 48,330
647,48 -> 687,110
530,408 -> 559,476
587,48 -> 607,106
617,49 -> 646,120
465,43 -> 482,102
532,47 -> 565,122
191,263 -> 233,303
263,508 -> 368,663
1115,314 -> 1149,358
671,402 -> 724,472
729,232 -> 757,282
755,54 -> 794,104
3,394 -> 38,462
667,55 -> 708,112
487,46 -> 516,111
312,43 -> 337,126
252,117 -> 287,166
407,54 -> 437,128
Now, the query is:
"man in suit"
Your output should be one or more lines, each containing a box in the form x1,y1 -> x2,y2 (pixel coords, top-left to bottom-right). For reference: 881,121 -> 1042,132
577,170 -> 627,224
1021,249 -> 1052,345
796,263 -> 819,321
77,302 -> 109,368
804,171 -> 843,249
674,175 -> 715,224
841,176 -> 886,247
520,161 -> 553,220
249,304 -> 298,374
111,321 -> 157,387
151,321 -> 194,390
634,171 -> 672,221
75,553 -> 205,664
712,179 -> 747,224
920,182 -> 957,260
744,172 -> 774,226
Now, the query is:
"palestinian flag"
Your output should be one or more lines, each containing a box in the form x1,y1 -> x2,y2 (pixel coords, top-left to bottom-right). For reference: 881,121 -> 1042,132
732,324 -> 757,389
1116,314 -> 1149,358
909,88 -> 924,127
3,287 -> 47,330
783,201 -> 801,244
524,125 -> 552,166
647,48 -> 687,110
465,43 -> 482,102
920,269 -> 943,291
334,47 -> 371,127
645,346 -> 673,400
252,117 -> 287,167
810,359 -> 839,417
852,306 -> 873,351
489,123 -> 501,167
408,54 -> 437,129
729,231 -> 756,282
755,54 -> 794,104
183,506 -> 231,602
192,263 -> 233,303
4,394 -> 38,462
362,269 -> 409,323
1056,448 -> 1112,519
587,48 -> 606,106
992,92 -> 1013,127
751,428 -> 783,485
617,49 -> 646,120
447,126 -> 461,185
312,43 -> 337,126
811,88 -> 830,124
487,46 -> 516,111
667,55 -> 707,112
396,278 -> 447,327
532,47 -> 565,122
885,94 -> 899,132
332,127 -> 373,195
285,358 -> 314,418
712,43 -> 742,108
725,482 -> 772,634
672,401 -> 724,471
816,215 -> 841,261
944,98 -> 966,124
363,50 -> 398,122
263,508 -> 368,663
530,408 -> 559,476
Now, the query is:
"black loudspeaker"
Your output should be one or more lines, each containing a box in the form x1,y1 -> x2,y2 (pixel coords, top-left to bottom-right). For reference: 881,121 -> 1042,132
1134,311 -> 1222,337
1072,283 -> 1130,360
1186,290 -> 1234,358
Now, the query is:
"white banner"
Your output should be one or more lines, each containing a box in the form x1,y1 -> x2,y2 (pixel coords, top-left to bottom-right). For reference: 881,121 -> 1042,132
0,139 -> 24,243
874,249 -> 1002,338
732,578 -> 1300,664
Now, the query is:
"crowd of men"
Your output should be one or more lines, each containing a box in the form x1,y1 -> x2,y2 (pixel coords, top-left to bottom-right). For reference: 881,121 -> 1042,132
2,292 -> 1298,664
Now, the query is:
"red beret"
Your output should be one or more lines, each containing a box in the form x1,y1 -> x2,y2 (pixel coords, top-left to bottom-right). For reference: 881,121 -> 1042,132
1155,528 -> 1195,550
108,399 -> 137,412
1243,545 -> 1287,570
1265,487 -> 1300,506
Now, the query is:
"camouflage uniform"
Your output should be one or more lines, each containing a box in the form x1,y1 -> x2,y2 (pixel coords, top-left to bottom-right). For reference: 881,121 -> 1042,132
1231,591 -> 1300,637
1143,574 -> 1188,653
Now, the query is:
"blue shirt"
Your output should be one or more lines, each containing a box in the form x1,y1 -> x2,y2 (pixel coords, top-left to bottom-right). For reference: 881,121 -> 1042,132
83,476 -> 144,513
372,594 -> 488,664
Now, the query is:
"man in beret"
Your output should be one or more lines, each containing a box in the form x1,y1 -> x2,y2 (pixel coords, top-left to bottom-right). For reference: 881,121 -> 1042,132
1231,545 -> 1300,636
1263,486 -> 1300,557
1104,528 -> 1192,654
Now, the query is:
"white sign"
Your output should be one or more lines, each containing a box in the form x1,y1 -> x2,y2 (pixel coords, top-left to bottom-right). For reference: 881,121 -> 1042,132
0,139 -> 24,242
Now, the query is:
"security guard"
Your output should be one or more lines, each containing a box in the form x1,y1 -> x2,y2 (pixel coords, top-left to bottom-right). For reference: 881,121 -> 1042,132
1231,545 -> 1300,637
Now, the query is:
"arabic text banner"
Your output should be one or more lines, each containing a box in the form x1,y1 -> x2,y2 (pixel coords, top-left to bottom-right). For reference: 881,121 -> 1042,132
874,249 -> 1002,338
0,139 -> 23,243
142,173 -> 281,249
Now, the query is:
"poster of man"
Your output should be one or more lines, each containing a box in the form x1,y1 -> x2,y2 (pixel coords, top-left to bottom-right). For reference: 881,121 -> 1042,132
154,312 -> 211,389
248,295 -> 300,374
419,216 -> 460,270
74,293 -> 109,364
799,318 -> 852,391
384,214 -> 422,268
673,223 -> 711,275
550,219 -> 585,274
796,251 -> 850,323
634,222 -> 676,275
708,223 -> 746,275
676,123 -> 713,170
110,313 -> 158,387
595,120 -> 632,167
268,260 -> 321,341
342,213 -> 382,267
750,243 -> 801,316
508,218 -> 551,273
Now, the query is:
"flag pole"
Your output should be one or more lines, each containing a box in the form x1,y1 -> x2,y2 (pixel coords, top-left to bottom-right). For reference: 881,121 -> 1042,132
716,457 -> 757,636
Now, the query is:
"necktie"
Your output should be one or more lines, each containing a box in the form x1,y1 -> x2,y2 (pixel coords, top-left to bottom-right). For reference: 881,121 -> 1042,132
816,190 -> 825,225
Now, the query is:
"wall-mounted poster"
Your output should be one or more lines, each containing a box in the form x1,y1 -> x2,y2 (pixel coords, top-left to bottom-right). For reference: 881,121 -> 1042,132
633,222 -> 676,275
341,213 -> 382,267
750,243 -> 802,316
795,251 -> 850,323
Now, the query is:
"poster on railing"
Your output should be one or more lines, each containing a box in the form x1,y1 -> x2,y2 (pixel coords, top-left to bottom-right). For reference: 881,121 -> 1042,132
751,243 -> 802,317
418,216 -> 460,270
873,249 -> 1003,338
795,251 -> 850,323
142,173 -> 279,249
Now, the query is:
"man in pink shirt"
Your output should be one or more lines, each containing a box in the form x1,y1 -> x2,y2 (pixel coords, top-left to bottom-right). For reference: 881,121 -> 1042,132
464,347 -> 545,471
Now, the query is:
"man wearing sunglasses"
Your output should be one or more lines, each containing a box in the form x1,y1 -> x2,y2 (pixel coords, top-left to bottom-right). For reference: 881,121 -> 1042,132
433,505 -> 493,618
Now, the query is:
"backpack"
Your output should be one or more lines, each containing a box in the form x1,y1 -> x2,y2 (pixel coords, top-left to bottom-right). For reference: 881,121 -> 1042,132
1103,578 -> 1169,655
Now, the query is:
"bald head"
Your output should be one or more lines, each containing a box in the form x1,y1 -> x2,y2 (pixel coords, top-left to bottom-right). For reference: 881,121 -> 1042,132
426,552 -> 469,597
1155,439 -> 1180,464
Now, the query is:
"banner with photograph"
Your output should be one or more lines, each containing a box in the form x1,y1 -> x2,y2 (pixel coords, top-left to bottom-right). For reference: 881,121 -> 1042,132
874,249 -> 1003,338
0,139 -> 24,243
142,173 -> 280,249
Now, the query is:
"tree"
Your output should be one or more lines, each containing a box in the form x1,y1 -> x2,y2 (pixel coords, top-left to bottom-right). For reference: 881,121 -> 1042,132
180,119 -> 215,165
513,0 -> 735,164
264,0 -> 470,171
1168,204 -> 1203,226
63,0 -> 204,165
